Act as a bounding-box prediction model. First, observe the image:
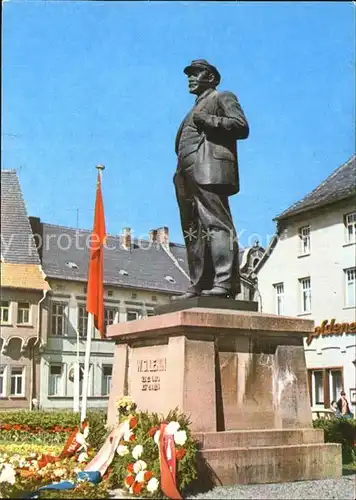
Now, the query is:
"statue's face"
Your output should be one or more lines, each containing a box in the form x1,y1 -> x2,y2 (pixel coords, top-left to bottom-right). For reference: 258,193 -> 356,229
187,68 -> 215,95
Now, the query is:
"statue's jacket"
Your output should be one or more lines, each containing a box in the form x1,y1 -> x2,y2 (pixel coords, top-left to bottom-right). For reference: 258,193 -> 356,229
175,88 -> 249,196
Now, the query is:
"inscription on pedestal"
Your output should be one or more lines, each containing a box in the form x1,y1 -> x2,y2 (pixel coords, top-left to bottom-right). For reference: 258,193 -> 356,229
136,357 -> 167,392
130,346 -> 169,414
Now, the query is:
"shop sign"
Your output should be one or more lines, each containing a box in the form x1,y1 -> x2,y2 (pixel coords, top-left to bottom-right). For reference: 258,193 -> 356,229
306,319 -> 356,345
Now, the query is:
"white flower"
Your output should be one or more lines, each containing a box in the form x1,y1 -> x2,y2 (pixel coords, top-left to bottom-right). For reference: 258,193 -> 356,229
54,468 -> 66,478
174,430 -> 187,446
153,429 -> 160,445
117,445 -> 129,457
0,464 -> 16,485
147,477 -> 159,493
165,421 -> 180,435
133,460 -> 147,474
78,452 -> 88,463
135,470 -> 145,483
123,430 -> 133,442
132,444 -> 143,460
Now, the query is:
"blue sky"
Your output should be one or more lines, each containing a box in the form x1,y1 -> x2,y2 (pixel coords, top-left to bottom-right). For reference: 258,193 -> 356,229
2,1 -> 354,249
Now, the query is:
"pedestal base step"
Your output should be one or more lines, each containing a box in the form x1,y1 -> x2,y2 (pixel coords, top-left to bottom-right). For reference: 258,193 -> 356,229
193,428 -> 324,449
196,442 -> 341,486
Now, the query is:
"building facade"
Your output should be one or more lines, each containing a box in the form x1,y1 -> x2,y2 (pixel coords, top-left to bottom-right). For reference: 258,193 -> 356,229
254,156 -> 356,413
0,170 -> 50,409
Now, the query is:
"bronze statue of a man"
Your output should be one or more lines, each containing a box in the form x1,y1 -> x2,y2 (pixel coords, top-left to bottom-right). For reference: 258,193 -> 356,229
172,59 -> 249,300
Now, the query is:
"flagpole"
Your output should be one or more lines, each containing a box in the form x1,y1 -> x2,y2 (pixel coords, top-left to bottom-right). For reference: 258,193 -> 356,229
73,327 -> 80,413
80,164 -> 105,424
80,312 -> 94,422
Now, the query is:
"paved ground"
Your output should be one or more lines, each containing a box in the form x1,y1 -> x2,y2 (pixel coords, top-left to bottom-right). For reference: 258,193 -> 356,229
186,475 -> 356,500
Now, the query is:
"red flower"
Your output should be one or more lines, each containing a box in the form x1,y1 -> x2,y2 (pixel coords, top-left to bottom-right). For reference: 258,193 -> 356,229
13,424 -> 21,431
129,434 -> 136,442
144,471 -> 153,482
127,463 -> 134,474
176,448 -> 186,460
148,426 -> 158,437
130,417 -> 138,429
132,482 -> 144,495
125,475 -> 135,487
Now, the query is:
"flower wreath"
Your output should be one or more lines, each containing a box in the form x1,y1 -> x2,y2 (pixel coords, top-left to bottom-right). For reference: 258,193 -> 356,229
110,397 -> 198,498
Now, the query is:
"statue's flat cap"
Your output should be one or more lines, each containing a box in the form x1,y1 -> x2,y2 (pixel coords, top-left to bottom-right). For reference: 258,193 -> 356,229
184,59 -> 221,84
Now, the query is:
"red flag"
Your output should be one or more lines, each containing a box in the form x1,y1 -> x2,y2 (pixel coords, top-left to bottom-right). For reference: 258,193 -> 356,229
86,172 -> 106,338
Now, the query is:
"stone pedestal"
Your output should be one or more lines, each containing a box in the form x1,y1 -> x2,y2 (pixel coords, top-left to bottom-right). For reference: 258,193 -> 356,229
107,307 -> 342,484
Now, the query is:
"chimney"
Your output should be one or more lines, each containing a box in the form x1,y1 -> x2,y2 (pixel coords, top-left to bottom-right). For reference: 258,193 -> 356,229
122,227 -> 132,250
149,229 -> 158,243
157,226 -> 169,246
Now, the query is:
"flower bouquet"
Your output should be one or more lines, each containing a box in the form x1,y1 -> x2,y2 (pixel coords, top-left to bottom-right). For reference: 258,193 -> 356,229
109,397 -> 198,498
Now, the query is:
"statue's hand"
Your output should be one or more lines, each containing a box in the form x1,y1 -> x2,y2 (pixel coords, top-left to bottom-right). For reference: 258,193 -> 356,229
192,111 -> 211,128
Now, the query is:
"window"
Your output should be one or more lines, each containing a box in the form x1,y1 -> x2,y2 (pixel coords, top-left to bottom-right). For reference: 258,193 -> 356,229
107,290 -> 114,297
345,268 -> 356,307
78,306 -> 88,337
273,283 -> 284,315
10,367 -> 24,396
0,300 -> 10,323
17,302 -> 30,324
104,308 -> 116,330
298,225 -> 310,255
313,371 -> 324,405
344,212 -> 356,243
0,366 -> 5,397
51,303 -> 66,336
147,311 -> 155,317
299,277 -> 311,313
127,310 -> 139,321
101,365 -> 112,395
308,368 -> 344,408
330,369 -> 343,403
252,258 -> 260,268
78,306 -> 96,337
48,364 -> 63,396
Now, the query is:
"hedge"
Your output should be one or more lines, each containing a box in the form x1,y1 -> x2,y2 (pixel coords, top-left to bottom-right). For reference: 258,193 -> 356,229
0,442 -> 63,456
313,417 -> 356,463
0,410 -> 107,450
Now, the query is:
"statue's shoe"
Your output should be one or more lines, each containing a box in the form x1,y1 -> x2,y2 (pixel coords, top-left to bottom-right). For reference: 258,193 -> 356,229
201,287 -> 231,298
170,292 -> 198,301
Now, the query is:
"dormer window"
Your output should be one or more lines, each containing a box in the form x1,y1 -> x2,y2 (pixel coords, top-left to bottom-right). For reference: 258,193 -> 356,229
164,275 -> 176,284
65,261 -> 78,269
119,269 -> 128,276
298,226 -> 310,255
252,258 -> 260,268
344,212 -> 356,244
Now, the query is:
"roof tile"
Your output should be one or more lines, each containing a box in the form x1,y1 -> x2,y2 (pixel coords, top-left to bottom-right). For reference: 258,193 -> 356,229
1,170 -> 41,264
